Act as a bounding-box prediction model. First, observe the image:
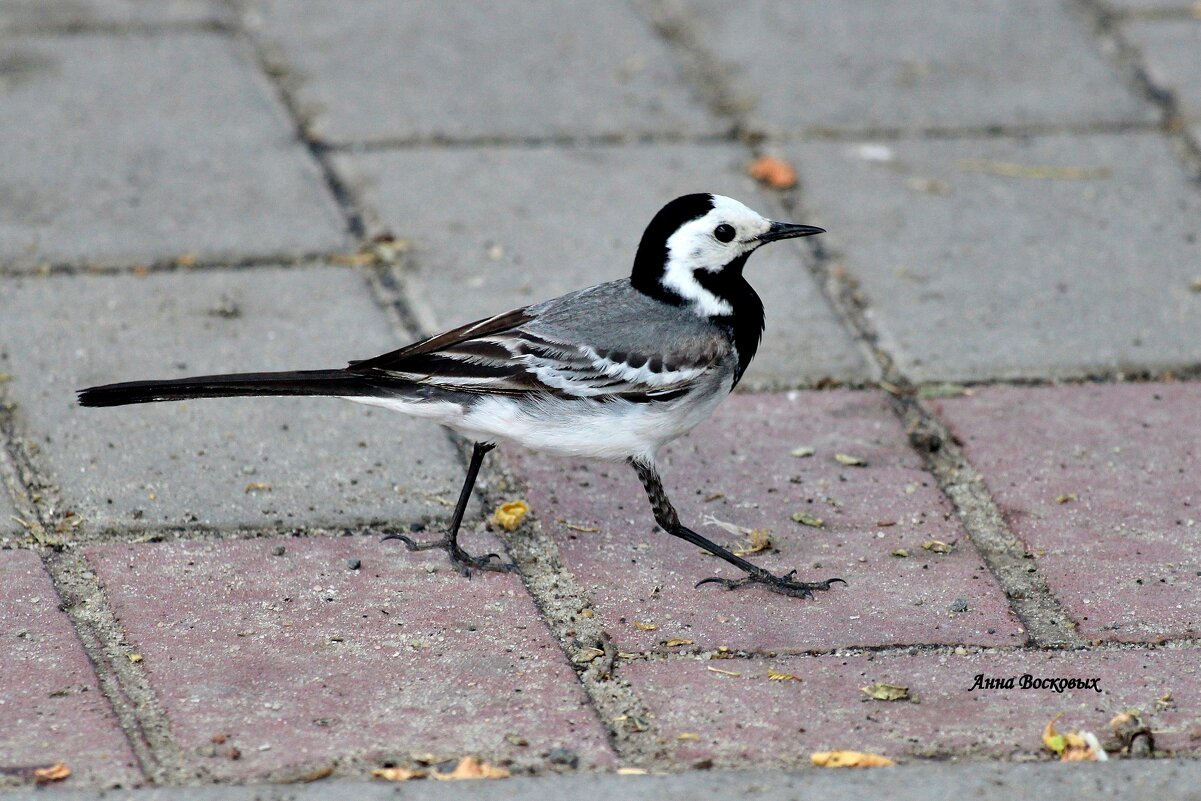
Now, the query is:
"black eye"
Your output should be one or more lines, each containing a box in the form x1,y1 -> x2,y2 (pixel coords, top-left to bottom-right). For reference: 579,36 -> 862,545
714,223 -> 736,243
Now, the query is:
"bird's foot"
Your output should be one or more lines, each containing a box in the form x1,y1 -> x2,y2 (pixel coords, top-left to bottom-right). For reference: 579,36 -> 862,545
381,532 -> 516,577
696,568 -> 846,599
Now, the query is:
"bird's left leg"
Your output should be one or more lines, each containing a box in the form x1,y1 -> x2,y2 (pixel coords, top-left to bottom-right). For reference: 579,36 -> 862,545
630,458 -> 845,599
383,441 -> 515,576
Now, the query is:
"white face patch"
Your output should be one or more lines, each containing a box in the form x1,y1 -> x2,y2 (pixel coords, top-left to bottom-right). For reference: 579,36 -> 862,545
660,195 -> 772,318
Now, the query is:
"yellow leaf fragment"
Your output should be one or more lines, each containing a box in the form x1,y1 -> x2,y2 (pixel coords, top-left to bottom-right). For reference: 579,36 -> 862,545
127,653 -> 143,664
891,548 -> 910,558
791,446 -> 816,458
244,482 -> 272,493
733,528 -> 772,557
811,751 -> 895,768
617,767 -> 649,775
633,620 -> 658,631
791,512 -> 825,528
861,682 -> 909,701
834,453 -> 868,467
664,638 -> 694,647
1043,716 -> 1105,761
1055,493 -> 1077,504
372,767 -> 426,782
430,756 -> 511,781
768,669 -> 801,682
921,539 -> 955,554
33,763 -> 71,784
491,500 -> 530,532
677,732 -> 701,741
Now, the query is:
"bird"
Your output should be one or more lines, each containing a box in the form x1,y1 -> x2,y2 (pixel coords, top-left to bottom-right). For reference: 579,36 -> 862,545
78,193 -> 846,598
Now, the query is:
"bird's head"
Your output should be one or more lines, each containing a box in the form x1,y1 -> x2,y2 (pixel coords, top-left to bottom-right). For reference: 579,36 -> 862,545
630,193 -> 824,318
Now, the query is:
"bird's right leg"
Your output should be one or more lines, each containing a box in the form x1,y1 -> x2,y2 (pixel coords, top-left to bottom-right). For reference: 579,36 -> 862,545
383,441 -> 515,576
630,458 -> 845,599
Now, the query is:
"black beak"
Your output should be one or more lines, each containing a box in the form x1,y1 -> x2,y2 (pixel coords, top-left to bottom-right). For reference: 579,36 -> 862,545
757,221 -> 826,243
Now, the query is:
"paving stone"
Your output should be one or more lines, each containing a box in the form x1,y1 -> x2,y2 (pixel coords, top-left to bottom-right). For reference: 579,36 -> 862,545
0,34 -> 346,271
1107,0 -> 1200,11
1124,18 -> 1201,140
86,537 -> 617,779
674,0 -> 1155,133
624,646 -> 1201,765
245,0 -> 721,143
0,267 -> 468,531
0,549 -> 142,788
505,390 -> 1023,653
0,464 -> 22,538
931,383 -> 1201,643
0,0 -> 229,31
337,143 -> 870,388
789,133 -> 1201,382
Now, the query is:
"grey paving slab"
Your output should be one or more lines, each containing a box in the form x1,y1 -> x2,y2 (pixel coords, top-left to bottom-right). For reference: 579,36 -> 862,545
672,0 -> 1155,132
244,0 -> 721,144
9,762 -> 1201,801
0,0 -> 229,31
789,133 -> 1201,382
336,143 -> 871,388
1125,17 -> 1201,139
0,33 -> 346,271
0,549 -> 143,789
0,267 -> 468,532
1107,0 -> 1200,11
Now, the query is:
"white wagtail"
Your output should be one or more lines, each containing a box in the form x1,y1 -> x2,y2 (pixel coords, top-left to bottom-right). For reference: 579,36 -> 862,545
79,193 -> 845,598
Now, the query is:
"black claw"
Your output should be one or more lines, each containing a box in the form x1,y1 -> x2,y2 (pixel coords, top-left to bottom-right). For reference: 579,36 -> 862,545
695,569 -> 846,599
382,532 -> 516,575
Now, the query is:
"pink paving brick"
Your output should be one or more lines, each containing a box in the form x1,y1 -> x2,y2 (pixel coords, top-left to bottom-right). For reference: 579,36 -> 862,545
0,549 -> 142,788
931,383 -> 1201,643
504,391 -> 1024,652
624,646 -> 1201,766
86,535 -> 616,780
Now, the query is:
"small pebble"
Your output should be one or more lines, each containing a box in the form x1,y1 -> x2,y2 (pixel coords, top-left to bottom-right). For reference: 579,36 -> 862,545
347,559 -> 361,571
546,747 -> 579,768
272,545 -> 286,557
948,598 -> 969,613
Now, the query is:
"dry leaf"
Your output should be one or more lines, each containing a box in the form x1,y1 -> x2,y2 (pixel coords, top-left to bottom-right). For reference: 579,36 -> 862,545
372,767 -> 426,782
430,756 -> 510,781
1042,715 -> 1106,761
891,548 -> 910,558
861,682 -> 909,701
921,539 -> 955,554
127,653 -> 143,664
244,482 -> 272,493
1055,493 -> 1077,504
702,515 -> 772,555
747,155 -> 798,189
491,500 -> 530,532
834,453 -> 868,467
791,512 -> 824,528
561,521 -> 600,533
633,621 -> 658,631
33,763 -> 71,784
664,638 -> 694,647
811,751 -> 895,768
768,669 -> 801,682
791,446 -> 816,458
677,732 -> 701,741
617,767 -> 649,775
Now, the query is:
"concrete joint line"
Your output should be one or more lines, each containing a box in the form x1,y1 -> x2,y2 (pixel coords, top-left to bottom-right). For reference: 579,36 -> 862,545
231,19 -> 368,240
790,236 -> 1085,648
456,439 -> 668,770
0,395 -> 198,783
1072,0 -> 1201,178
0,251 -> 344,278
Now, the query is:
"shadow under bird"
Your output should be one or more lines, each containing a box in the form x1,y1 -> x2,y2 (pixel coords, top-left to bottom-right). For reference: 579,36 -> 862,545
79,193 -> 845,598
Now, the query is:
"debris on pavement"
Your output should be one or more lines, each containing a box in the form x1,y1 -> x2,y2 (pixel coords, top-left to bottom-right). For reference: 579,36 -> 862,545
861,682 -> 910,701
1042,715 -> 1108,761
768,669 -> 801,682
811,751 -> 895,768
747,155 -> 798,189
702,515 -> 772,555
921,539 -> 955,554
491,500 -> 530,531
791,512 -> 825,528
790,445 -> 816,458
958,160 -> 1112,180
834,453 -> 868,467
33,763 -> 71,785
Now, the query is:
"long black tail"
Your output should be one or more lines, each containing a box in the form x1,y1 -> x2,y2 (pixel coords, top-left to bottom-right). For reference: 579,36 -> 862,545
78,369 -> 379,408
